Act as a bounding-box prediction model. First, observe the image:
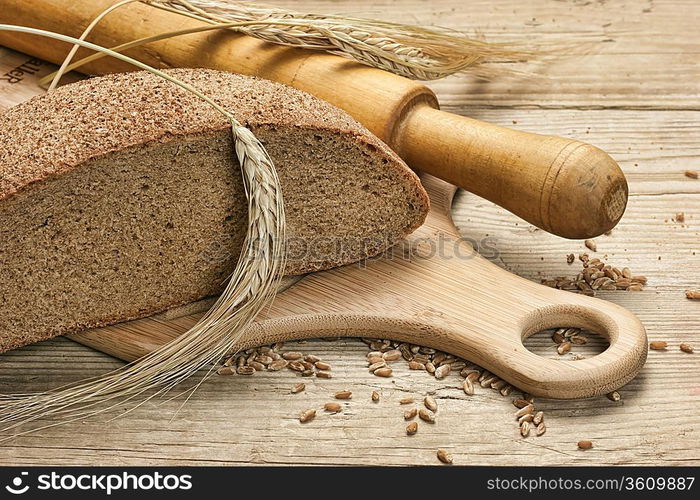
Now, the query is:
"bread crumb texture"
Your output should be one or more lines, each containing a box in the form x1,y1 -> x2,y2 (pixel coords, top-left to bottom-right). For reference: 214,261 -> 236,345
0,69 -> 428,352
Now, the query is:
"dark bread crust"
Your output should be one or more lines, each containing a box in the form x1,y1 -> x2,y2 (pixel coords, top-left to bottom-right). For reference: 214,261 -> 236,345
0,69 -> 429,352
0,69 -> 422,202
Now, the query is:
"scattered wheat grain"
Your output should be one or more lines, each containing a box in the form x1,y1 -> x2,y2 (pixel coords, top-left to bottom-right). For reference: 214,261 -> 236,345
424,396 -> 438,412
404,408 -> 418,420
324,402 -> 342,413
335,390 -> 352,399
552,330 -> 565,344
255,355 -> 273,365
533,411 -> 544,426
463,378 -> 474,395
268,359 -> 288,371
491,379 -> 507,391
382,350 -> 402,361
577,440 -> 593,450
434,364 -> 451,379
299,409 -> 316,423
437,449 -> 453,464
368,360 -> 387,372
248,361 -> 265,371
500,384 -> 513,396
515,404 -> 533,418
557,342 -> 572,355
606,391 -> 621,402
288,361 -> 305,372
374,367 -> 393,377
466,371 -> 480,383
520,421 -> 531,437
419,409 -> 436,423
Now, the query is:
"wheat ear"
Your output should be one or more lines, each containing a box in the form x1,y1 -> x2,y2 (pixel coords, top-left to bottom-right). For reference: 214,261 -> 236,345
141,0 -> 520,80
0,25 -> 285,436
40,0 -> 525,88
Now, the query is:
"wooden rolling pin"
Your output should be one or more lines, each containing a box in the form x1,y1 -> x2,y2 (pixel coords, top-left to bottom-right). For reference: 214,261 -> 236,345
0,0 -> 628,239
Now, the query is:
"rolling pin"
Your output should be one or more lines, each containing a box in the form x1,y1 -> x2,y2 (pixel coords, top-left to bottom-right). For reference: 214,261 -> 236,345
0,0 -> 628,239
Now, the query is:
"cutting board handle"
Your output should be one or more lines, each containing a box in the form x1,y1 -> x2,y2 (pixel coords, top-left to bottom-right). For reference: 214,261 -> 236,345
396,103 -> 628,240
503,286 -> 648,398
226,253 -> 648,399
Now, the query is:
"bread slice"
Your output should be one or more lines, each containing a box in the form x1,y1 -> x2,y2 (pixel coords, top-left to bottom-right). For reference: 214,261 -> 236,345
0,69 -> 428,353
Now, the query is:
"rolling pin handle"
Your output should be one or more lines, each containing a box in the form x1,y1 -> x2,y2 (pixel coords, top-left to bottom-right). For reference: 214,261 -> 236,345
396,103 -> 628,239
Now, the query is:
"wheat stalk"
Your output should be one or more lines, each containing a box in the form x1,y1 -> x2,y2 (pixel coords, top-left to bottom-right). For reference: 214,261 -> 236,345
47,0 -> 139,91
143,0 -> 517,80
41,0 -> 524,88
39,18 -> 368,88
0,24 -> 285,436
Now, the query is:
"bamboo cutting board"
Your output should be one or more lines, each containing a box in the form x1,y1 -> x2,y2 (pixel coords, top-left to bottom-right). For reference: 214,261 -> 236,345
0,47 -> 647,400
69,173 -> 648,400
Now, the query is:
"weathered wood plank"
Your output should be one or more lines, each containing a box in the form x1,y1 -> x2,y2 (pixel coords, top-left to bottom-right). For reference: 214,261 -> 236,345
453,190 -> 700,290
1,290 -> 699,466
273,0 -> 700,109
1,0 -> 699,466
2,0 -> 699,110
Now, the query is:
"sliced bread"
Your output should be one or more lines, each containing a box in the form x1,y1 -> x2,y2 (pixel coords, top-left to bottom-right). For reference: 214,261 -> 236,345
0,69 -> 428,353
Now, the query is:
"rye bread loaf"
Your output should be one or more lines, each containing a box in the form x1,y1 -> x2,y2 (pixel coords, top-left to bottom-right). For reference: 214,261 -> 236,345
0,69 -> 428,353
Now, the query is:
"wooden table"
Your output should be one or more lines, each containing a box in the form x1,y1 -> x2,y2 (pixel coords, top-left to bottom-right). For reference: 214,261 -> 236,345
1,0 -> 698,466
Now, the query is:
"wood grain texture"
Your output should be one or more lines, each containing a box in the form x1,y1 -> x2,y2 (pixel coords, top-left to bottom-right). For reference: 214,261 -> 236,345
1,0 -> 699,466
